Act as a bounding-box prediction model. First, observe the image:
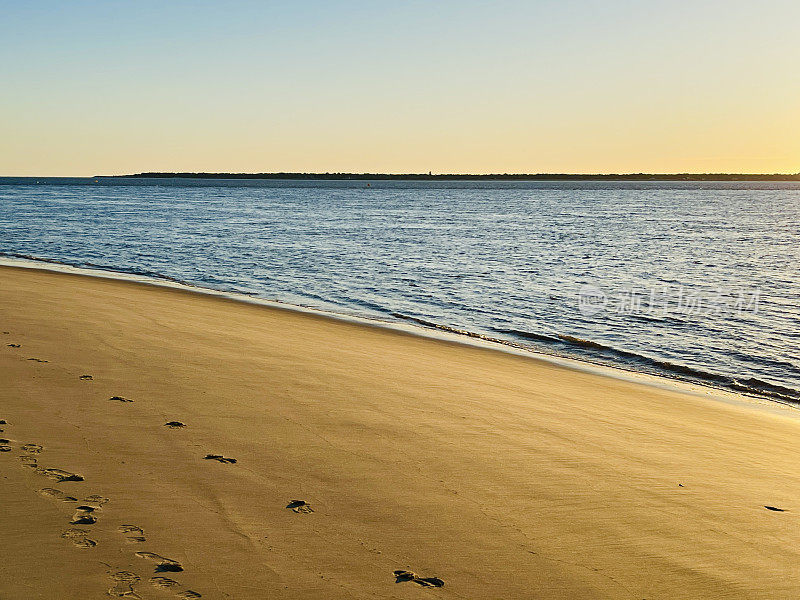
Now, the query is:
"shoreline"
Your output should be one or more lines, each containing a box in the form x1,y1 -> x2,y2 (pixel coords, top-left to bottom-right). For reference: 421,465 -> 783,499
1,255 -> 797,412
3,265 -> 800,598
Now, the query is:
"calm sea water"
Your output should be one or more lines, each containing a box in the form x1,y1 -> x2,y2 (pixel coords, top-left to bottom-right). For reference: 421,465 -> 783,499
2,177 -> 799,403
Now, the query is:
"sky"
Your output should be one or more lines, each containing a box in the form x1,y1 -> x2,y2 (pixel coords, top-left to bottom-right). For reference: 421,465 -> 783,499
1,0 -> 798,176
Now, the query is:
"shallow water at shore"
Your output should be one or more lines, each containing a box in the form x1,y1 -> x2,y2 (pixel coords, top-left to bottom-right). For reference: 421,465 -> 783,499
1,177 -> 799,402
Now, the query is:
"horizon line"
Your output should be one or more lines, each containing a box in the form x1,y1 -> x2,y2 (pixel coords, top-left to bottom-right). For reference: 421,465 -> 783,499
3,171 -> 800,181
106,171 -> 800,181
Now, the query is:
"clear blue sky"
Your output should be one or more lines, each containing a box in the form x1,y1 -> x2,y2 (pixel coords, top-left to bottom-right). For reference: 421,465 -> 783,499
1,0 -> 798,175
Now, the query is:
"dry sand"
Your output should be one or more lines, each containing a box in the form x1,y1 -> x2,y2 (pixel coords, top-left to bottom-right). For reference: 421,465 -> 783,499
1,264 -> 800,599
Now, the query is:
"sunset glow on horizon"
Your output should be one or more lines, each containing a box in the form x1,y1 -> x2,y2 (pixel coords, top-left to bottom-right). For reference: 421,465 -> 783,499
2,0 -> 799,176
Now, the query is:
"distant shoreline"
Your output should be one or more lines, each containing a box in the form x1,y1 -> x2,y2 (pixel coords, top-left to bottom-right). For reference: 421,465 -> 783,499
102,172 -> 800,181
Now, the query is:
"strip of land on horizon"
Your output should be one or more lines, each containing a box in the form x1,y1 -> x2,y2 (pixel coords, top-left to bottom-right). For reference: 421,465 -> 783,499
103,172 -> 800,181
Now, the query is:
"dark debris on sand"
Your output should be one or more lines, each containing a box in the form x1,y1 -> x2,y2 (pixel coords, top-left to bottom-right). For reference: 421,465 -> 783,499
204,454 -> 237,464
393,570 -> 445,587
765,505 -> 787,512
164,421 -> 186,428
109,396 -> 133,402
286,500 -> 314,513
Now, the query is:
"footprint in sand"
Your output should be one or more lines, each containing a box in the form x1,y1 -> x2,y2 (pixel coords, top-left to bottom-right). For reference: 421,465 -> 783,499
165,421 -> 186,429
150,576 -> 181,590
35,467 -> 85,482
19,455 -> 38,468
150,577 -> 202,598
67,494 -> 109,524
61,528 -> 97,548
70,505 -> 98,525
39,487 -> 78,502
7,343 -> 20,348
21,443 -> 43,454
765,505 -> 787,512
27,357 -> 48,363
135,552 -> 184,573
203,454 -> 236,464
109,396 -> 133,403
119,525 -> 146,543
393,570 -> 445,588
108,571 -> 141,598
83,494 -> 109,507
286,500 -> 314,514
79,374 -> 93,381
0,438 -> 11,452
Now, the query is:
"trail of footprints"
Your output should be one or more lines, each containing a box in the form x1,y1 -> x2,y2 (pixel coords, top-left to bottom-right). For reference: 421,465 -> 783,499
1,339 -> 452,594
6,438 -> 105,549
1,406 -> 203,598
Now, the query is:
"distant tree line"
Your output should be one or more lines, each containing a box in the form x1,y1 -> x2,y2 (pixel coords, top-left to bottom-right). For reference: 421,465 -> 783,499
104,172 -> 800,181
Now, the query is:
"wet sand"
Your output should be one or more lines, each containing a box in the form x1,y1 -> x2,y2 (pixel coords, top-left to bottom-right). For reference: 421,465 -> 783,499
1,264 -> 800,599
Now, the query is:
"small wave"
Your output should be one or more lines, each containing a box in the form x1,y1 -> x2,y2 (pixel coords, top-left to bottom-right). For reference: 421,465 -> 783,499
489,327 -> 800,404
0,251 -> 70,265
558,334 -> 610,350
0,252 -> 228,294
553,335 -> 733,383
390,312 -> 498,341
730,378 -> 800,401
0,252 -> 188,286
81,261 -> 189,285
629,313 -> 690,327
492,328 -> 561,344
648,358 -> 733,384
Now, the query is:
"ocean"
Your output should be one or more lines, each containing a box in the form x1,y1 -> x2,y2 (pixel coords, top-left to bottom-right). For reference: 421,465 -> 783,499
1,177 -> 798,403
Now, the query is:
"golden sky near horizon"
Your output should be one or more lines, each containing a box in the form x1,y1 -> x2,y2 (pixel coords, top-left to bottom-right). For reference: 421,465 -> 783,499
1,1 -> 799,176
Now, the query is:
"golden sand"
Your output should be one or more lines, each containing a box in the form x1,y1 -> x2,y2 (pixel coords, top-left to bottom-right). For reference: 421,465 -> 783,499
1,265 -> 799,599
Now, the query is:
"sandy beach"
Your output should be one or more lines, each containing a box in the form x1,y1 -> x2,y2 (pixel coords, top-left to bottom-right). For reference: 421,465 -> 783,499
2,264 -> 800,599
